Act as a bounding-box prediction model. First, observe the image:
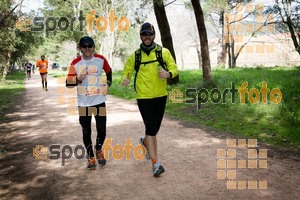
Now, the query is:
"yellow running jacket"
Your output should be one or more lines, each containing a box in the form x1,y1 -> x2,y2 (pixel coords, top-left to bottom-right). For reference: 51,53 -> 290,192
121,45 -> 178,99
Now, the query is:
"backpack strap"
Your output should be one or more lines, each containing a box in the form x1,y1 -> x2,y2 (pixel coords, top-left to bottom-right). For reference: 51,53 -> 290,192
155,45 -> 166,70
134,48 -> 141,91
134,49 -> 141,72
133,45 -> 166,92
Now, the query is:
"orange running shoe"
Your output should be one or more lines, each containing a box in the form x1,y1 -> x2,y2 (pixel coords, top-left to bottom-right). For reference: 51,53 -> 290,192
96,150 -> 106,167
87,157 -> 96,170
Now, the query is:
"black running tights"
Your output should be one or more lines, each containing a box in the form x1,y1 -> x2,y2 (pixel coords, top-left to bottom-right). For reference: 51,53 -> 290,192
137,96 -> 167,136
79,102 -> 106,158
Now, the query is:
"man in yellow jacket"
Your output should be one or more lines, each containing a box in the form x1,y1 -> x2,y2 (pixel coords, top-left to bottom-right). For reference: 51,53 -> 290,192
121,22 -> 178,177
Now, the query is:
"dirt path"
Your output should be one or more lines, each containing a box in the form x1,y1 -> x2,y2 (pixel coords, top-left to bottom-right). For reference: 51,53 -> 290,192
0,73 -> 299,200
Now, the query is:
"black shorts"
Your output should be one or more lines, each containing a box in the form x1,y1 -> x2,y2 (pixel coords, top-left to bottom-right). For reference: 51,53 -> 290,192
40,72 -> 48,75
137,96 -> 167,136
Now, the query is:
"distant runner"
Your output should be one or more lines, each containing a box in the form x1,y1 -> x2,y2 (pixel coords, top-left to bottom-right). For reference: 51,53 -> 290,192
25,61 -> 32,80
36,55 -> 49,91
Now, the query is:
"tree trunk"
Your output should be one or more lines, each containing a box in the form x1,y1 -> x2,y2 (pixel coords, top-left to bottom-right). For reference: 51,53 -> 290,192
180,52 -> 185,69
231,41 -> 236,68
217,10 -> 227,66
196,45 -> 202,69
153,0 -> 179,85
286,15 -> 300,56
191,0 -> 212,88
1,51 -> 11,82
153,0 -> 176,61
226,43 -> 232,68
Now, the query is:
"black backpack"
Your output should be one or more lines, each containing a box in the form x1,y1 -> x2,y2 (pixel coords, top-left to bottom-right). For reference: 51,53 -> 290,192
133,45 -> 178,91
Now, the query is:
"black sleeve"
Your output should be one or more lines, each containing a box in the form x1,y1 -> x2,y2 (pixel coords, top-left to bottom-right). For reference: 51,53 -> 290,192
106,69 -> 112,87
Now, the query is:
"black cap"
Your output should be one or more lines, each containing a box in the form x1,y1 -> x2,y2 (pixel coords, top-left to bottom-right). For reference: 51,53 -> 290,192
140,22 -> 155,35
79,36 -> 95,47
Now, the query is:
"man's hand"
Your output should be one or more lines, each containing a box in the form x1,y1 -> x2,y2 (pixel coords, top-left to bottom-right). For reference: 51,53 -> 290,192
77,69 -> 87,81
158,69 -> 170,80
68,65 -> 76,74
122,77 -> 130,87
77,74 -> 86,81
66,65 -> 77,86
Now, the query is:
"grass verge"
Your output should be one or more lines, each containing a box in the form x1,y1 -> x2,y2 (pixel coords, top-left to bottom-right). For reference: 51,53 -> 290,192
0,71 -> 26,121
109,67 -> 300,152
48,70 -> 67,78
45,67 -> 300,152
0,71 -> 26,153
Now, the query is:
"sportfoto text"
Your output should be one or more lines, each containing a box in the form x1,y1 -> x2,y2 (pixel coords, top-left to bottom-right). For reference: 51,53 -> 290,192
46,138 -> 146,166
185,81 -> 282,110
28,9 -> 129,33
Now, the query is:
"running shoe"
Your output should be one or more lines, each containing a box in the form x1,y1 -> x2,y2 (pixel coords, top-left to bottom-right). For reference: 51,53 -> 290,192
96,149 -> 106,167
153,162 -> 165,177
87,157 -> 96,170
139,137 -> 150,160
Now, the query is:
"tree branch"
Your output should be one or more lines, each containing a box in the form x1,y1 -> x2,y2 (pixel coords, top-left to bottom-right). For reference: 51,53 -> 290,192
165,0 -> 177,7
0,4 -> 19,27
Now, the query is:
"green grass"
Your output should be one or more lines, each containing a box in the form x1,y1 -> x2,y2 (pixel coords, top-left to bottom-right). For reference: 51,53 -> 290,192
0,71 -> 26,121
32,67 -> 300,151
48,70 -> 67,78
109,67 -> 300,152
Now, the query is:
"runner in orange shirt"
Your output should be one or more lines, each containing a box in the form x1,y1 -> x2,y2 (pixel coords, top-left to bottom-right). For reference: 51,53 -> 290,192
36,55 -> 49,91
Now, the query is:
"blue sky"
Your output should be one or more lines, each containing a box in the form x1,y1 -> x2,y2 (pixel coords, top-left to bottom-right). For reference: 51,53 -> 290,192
21,0 -> 45,13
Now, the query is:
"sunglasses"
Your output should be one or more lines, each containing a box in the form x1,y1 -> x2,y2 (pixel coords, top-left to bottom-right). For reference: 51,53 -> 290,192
141,33 -> 154,36
81,44 -> 94,48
